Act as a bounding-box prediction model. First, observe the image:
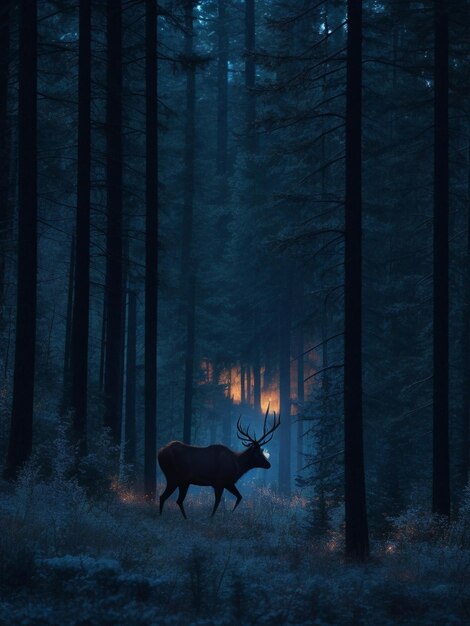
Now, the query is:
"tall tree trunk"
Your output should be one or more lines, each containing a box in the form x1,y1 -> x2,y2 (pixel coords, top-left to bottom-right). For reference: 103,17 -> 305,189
246,365 -> 251,406
183,272 -> 196,443
103,0 -> 123,444
99,293 -> 106,391
61,233 -> 75,414
457,138 -> 470,503
70,0 -> 91,455
243,366 -> 247,404
4,0 -> 37,479
125,289 -> 137,470
278,274 -> 292,496
432,0 -> 450,517
216,0 -> 230,443
120,267 -> 128,439
295,277 -> 305,475
182,0 -> 196,444
220,368 -> 231,445
217,0 -> 228,178
253,352 -> 261,414
321,297 -> 331,519
458,139 -> 470,506
0,3 -> 10,326
296,325 -> 304,475
344,0 -> 369,560
245,0 -> 257,153
245,0 -> 262,399
144,0 -> 158,499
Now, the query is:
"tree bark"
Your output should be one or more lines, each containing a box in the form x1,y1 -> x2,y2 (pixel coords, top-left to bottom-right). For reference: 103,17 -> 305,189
0,3 -> 11,327
120,265 -> 128,438
253,352 -> 261,414
99,293 -> 106,392
344,0 -> 369,560
144,0 -> 158,499
125,289 -> 137,470
61,232 -> 75,414
5,0 -> 37,479
241,364 -> 246,404
457,138 -> 470,504
296,326 -> 304,475
103,0 -> 123,444
246,365 -> 251,406
70,0 -> 91,455
278,274 -> 292,496
432,0 -> 450,517
295,276 -> 305,475
245,0 -> 257,152
244,0 -> 261,407
457,137 -> 470,503
182,0 -> 196,444
183,272 -> 196,444
216,0 -> 228,177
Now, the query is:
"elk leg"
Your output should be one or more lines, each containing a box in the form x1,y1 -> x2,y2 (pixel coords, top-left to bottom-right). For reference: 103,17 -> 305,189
177,484 -> 189,519
160,483 -> 177,515
225,484 -> 242,512
211,486 -> 224,517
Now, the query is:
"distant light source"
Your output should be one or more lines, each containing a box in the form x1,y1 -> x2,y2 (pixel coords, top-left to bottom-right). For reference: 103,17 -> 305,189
263,448 -> 270,460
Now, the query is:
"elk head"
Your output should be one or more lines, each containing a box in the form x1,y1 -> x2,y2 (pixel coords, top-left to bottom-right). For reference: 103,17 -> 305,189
236,404 -> 281,470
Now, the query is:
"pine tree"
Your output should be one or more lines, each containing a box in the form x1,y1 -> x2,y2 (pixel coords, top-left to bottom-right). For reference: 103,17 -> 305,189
144,0 -> 158,500
0,2 -> 11,327
5,0 -> 37,479
432,0 -> 450,517
103,0 -> 124,444
343,0 -> 369,561
182,0 -> 197,444
70,0 -> 91,455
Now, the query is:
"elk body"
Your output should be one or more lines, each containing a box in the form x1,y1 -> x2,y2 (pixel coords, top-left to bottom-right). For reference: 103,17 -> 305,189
158,408 -> 280,518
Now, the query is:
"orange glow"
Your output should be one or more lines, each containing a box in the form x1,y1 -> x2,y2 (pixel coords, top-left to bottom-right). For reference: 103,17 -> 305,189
198,359 -> 214,384
219,365 -> 281,414
231,367 -> 242,402
119,489 -> 140,504
327,539 -> 338,552
111,480 -> 140,504
205,344 -> 321,418
260,387 -> 280,415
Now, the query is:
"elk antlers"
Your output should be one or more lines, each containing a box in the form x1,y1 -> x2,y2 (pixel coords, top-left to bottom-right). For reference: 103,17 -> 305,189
236,403 -> 281,448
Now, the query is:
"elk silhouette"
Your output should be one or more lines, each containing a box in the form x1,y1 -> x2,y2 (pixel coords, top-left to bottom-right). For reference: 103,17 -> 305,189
158,407 -> 280,518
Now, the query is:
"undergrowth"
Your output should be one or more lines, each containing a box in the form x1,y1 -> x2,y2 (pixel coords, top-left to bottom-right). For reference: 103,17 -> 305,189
1,444 -> 470,625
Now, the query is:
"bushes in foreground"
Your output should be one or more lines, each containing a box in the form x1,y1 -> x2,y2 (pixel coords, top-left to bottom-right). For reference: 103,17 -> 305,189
1,447 -> 470,624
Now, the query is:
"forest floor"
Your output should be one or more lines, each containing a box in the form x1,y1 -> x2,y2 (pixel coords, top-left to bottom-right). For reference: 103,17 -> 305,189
1,471 -> 470,626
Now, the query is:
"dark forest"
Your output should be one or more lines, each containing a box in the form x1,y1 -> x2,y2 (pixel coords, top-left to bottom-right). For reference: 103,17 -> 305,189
1,0 -> 470,624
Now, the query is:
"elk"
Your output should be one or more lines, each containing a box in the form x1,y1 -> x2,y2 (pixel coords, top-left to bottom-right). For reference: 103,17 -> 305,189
158,407 -> 280,518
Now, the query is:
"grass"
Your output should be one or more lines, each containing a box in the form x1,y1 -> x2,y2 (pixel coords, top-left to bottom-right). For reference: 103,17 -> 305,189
1,473 -> 470,625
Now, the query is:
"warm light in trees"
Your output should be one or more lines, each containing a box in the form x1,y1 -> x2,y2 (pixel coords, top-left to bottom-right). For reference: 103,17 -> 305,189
199,347 -> 320,417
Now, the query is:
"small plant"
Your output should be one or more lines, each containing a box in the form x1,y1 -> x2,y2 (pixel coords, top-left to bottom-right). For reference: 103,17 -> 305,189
14,453 -> 43,522
78,427 -> 121,503
390,506 -> 450,545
